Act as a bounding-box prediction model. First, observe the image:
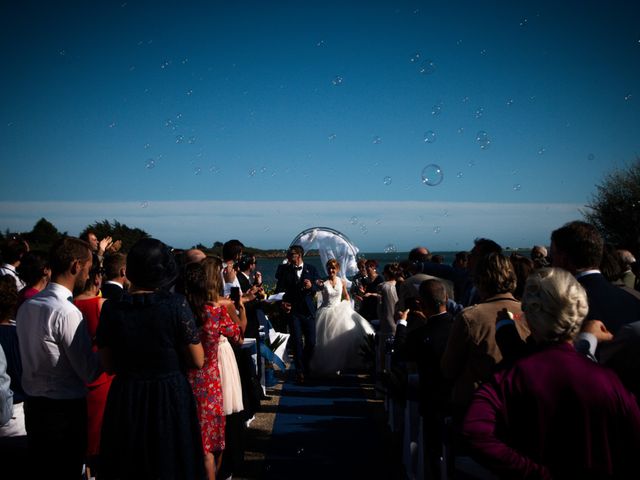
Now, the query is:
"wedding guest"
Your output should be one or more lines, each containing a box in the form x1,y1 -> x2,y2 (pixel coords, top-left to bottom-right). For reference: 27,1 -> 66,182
0,237 -> 29,291
16,237 -> 101,478
79,230 -> 114,265
349,258 -> 367,310
616,249 -> 636,290
73,254 -> 112,477
100,253 -> 128,302
357,259 -> 382,322
221,239 -> 244,297
15,251 -> 50,306
463,268 -> 640,478
509,253 -> 534,300
550,220 -> 640,335
530,244 -> 549,269
96,238 -> 206,480
377,262 -> 402,337
441,252 -> 529,422
185,261 -> 244,480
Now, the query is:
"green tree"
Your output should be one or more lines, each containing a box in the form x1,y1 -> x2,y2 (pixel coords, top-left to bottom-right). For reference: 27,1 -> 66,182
584,158 -> 640,254
80,220 -> 149,253
24,217 -> 62,251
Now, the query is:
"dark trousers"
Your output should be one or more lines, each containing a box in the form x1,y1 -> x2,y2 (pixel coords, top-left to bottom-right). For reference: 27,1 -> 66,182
288,312 -> 316,374
25,396 -> 87,480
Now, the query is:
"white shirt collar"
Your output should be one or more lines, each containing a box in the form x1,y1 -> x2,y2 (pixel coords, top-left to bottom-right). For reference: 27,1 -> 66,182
575,269 -> 601,279
48,282 -> 74,300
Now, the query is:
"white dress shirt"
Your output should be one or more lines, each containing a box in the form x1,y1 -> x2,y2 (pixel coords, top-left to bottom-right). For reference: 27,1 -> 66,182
16,282 -> 101,399
0,264 -> 25,291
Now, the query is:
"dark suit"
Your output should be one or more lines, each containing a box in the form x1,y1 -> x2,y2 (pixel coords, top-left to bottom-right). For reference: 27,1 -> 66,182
100,282 -> 124,302
237,273 -> 260,340
275,263 -> 320,374
578,272 -> 640,335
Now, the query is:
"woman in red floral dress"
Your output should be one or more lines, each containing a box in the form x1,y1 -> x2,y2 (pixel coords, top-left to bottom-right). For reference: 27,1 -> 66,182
185,258 -> 246,480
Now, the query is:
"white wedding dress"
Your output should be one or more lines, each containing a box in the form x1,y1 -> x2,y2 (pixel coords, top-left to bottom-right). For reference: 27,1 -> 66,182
311,277 -> 375,375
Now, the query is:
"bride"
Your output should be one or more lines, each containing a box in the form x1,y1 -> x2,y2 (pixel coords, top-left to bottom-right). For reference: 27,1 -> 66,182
311,258 -> 375,375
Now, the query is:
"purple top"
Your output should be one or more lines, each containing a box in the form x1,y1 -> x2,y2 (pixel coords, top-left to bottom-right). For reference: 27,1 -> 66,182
463,343 -> 640,479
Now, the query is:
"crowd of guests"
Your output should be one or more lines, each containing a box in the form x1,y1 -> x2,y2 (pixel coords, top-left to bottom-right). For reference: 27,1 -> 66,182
1,219 -> 640,479
372,222 -> 640,479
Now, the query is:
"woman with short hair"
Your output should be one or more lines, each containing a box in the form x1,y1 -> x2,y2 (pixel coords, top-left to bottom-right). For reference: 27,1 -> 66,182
463,268 -> 640,479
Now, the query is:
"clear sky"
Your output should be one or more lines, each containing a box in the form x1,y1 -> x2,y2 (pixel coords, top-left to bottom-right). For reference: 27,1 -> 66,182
1,1 -> 638,252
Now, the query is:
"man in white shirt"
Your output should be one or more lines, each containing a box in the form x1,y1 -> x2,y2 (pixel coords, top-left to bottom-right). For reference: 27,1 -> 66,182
16,237 -> 101,478
0,237 -> 29,291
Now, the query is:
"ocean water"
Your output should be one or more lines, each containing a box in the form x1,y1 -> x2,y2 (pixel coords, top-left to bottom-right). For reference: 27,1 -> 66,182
256,251 -> 458,287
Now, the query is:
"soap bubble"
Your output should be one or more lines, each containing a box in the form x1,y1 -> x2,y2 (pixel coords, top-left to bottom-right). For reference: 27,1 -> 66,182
175,135 -> 184,144
409,52 -> 421,63
248,168 -> 256,177
519,17 -> 528,26
421,164 -> 444,186
193,167 -> 202,175
332,76 -> 344,86
624,93 -> 632,101
108,122 -> 116,128
316,40 -> 325,47
186,89 -> 193,96
383,176 -> 392,186
360,224 -> 368,234
462,96 -> 470,103
188,136 -> 197,144
384,244 -> 397,254
145,159 -> 155,169
474,107 -> 484,119
537,147 -> 546,155
457,127 -> 464,134
372,136 -> 382,144
513,183 -> 522,191
328,133 -> 337,140
423,130 -> 436,143
506,98 -> 514,106
144,143 -> 151,149
480,49 -> 487,55
456,171 -> 463,179
433,226 -> 441,234
209,165 -> 220,174
419,59 -> 436,74
587,153 -> 595,161
140,201 -> 149,208
349,216 -> 359,225
476,131 -> 491,149
431,104 -> 442,116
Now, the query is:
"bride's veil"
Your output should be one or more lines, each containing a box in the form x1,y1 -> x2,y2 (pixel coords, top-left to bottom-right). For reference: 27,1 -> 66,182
289,227 -> 360,285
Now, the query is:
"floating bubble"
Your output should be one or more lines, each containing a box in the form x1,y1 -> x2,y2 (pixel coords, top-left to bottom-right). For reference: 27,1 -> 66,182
248,168 -> 256,177
375,218 -> 382,225
421,164 -> 444,186
383,176 -> 392,186
456,171 -> 463,179
372,136 -> 382,144
360,224 -> 368,234
468,160 -> 476,167
186,89 -> 193,96
209,165 -> 220,174
587,153 -> 595,161
260,166 -> 267,174
383,244 -> 397,254
140,201 -> 149,208
431,104 -> 442,116
316,40 -> 325,47
144,143 -> 151,149
519,17 -> 528,26
264,226 -> 271,232
423,130 -> 436,143
296,448 -> 305,456
537,147 -> 546,155
443,210 -> 450,217
476,131 -> 491,149
457,127 -> 464,134
175,135 -> 184,143
409,52 -> 421,63
332,76 -> 344,86
193,167 -> 202,175
188,136 -> 197,144
480,49 -> 487,55
474,107 -> 484,119
59,49 -> 66,56
328,133 -> 337,140
176,113 -> 183,120
349,216 -> 359,225
456,39 -> 463,46
624,93 -> 633,101
462,96 -> 470,103
433,226 -> 441,234
160,60 -> 170,69
129,65 -> 136,71
419,59 -> 436,75
165,118 -> 173,128
145,159 -> 155,169
506,98 -> 514,106
513,183 -> 522,191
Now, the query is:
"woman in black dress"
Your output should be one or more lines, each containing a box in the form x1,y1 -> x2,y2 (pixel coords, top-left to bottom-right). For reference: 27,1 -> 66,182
96,238 -> 206,479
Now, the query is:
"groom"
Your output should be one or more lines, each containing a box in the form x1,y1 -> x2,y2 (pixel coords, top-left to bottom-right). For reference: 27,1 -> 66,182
276,245 -> 320,383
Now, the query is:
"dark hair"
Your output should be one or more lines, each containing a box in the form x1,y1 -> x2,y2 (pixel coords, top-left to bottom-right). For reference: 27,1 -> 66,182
455,251 -> 469,263
419,279 -> 447,311
82,254 -> 104,292
103,253 -> 126,280
356,258 -> 367,268
49,237 -> 92,278
551,221 -> 603,270
288,245 -> 304,257
0,275 -> 18,321
408,247 -> 431,263
1,237 -> 29,264
16,251 -> 49,288
126,238 -> 178,290
509,253 -> 534,300
365,259 -> 378,269
475,252 -> 517,297
599,244 -> 623,282
184,262 -> 207,327
383,262 -> 403,280
473,238 -> 503,257
222,239 -> 244,262
431,254 -> 445,264
79,230 -> 95,243
238,254 -> 256,272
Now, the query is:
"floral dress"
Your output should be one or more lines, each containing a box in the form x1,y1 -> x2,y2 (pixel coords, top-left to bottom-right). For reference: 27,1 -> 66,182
188,304 -> 241,453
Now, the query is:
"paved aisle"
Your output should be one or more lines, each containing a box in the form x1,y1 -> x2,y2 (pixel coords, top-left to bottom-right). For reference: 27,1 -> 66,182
260,374 -> 398,479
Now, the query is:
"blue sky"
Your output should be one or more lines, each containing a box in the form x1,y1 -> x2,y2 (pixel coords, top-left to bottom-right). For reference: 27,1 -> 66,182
1,1 -> 638,251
